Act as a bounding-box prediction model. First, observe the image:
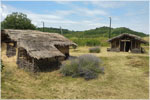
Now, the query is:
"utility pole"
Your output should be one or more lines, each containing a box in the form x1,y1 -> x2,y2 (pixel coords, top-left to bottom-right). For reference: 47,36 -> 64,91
41,21 -> 44,32
60,26 -> 63,34
109,17 -> 111,38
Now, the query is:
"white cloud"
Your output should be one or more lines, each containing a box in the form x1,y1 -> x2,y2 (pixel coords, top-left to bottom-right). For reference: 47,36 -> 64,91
54,1 -> 108,16
77,8 -> 107,16
1,3 -> 149,34
1,3 -> 108,27
89,1 -> 126,8
54,10 -> 74,16
54,1 -> 72,5
1,4 -> 77,27
1,4 -> 17,21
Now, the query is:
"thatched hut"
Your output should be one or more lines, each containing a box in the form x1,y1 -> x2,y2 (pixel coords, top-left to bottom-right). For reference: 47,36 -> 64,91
1,29 -> 77,72
107,33 -> 148,53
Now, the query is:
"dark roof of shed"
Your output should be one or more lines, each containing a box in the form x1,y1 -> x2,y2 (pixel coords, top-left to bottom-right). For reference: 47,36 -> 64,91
3,29 -> 77,59
108,33 -> 148,44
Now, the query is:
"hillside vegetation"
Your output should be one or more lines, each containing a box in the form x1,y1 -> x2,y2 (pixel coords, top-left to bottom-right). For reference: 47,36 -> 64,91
37,26 -> 148,38
1,43 -> 149,99
37,26 -> 148,47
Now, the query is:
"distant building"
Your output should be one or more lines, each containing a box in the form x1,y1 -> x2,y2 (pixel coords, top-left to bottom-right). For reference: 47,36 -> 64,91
1,29 -> 77,72
107,33 -> 148,53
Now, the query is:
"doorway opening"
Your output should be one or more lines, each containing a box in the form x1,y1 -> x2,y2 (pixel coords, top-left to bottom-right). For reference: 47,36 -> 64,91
120,41 -> 131,52
125,42 -> 131,52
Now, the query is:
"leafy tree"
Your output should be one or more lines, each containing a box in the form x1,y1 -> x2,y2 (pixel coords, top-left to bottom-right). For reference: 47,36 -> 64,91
1,12 -> 36,29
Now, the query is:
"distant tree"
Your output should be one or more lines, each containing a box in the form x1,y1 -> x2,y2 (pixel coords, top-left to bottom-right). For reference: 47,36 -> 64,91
1,12 -> 36,30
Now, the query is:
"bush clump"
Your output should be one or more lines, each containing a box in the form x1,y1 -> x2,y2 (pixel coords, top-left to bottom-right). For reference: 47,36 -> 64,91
89,47 -> 100,53
60,54 -> 104,80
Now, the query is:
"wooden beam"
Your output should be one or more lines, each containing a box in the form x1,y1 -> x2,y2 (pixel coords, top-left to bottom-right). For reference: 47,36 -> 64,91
121,40 -> 130,42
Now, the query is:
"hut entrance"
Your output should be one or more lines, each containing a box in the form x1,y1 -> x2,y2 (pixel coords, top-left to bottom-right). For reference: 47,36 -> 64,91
120,41 -> 131,52
125,42 -> 131,52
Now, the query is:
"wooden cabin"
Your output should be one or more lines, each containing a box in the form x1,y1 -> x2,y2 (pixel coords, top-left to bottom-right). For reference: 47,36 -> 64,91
107,33 -> 148,53
2,29 -> 77,72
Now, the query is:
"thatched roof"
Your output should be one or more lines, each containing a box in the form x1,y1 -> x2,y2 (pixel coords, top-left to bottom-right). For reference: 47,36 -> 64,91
108,33 -> 148,44
2,29 -> 77,59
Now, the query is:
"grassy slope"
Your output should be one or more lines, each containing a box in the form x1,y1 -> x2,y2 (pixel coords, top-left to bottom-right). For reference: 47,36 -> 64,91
143,36 -> 149,42
1,43 -> 149,99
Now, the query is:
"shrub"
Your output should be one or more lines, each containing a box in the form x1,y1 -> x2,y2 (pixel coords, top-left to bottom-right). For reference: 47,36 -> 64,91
89,47 -> 100,53
60,60 -> 79,76
60,54 -> 104,80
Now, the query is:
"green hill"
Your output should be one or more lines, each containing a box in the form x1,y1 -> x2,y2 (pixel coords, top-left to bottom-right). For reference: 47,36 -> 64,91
111,27 -> 147,37
37,26 -> 148,38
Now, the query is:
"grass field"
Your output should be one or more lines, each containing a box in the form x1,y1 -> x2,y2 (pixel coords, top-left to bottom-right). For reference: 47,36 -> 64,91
1,43 -> 149,99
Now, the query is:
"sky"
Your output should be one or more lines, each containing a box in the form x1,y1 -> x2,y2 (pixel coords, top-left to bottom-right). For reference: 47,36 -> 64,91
1,1 -> 149,34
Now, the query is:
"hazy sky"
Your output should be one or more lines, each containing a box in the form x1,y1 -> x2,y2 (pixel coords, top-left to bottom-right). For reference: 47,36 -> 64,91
1,1 -> 149,34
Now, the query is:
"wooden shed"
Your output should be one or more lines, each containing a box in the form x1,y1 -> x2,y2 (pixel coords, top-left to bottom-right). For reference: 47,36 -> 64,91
107,33 -> 148,53
1,29 -> 77,72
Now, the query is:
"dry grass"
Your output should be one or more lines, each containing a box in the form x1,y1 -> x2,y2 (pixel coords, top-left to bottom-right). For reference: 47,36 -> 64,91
1,43 -> 149,99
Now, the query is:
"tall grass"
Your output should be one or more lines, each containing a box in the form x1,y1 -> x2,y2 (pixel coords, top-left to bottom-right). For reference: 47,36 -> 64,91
69,37 -> 109,47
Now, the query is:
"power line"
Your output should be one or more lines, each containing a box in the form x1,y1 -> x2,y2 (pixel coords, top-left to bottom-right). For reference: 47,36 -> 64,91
109,17 -> 111,38
60,26 -> 63,34
41,21 -> 44,32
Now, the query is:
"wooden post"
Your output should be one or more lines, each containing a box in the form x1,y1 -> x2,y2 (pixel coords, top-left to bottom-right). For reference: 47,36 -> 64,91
131,41 -> 132,50
124,42 -> 126,52
114,41 -> 116,48
111,42 -> 112,48
17,48 -> 20,64
135,41 -> 136,48
31,58 -> 35,71
116,41 -> 118,48
119,40 -> 120,51
32,58 -> 34,67
137,41 -> 138,48
137,41 -> 139,49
